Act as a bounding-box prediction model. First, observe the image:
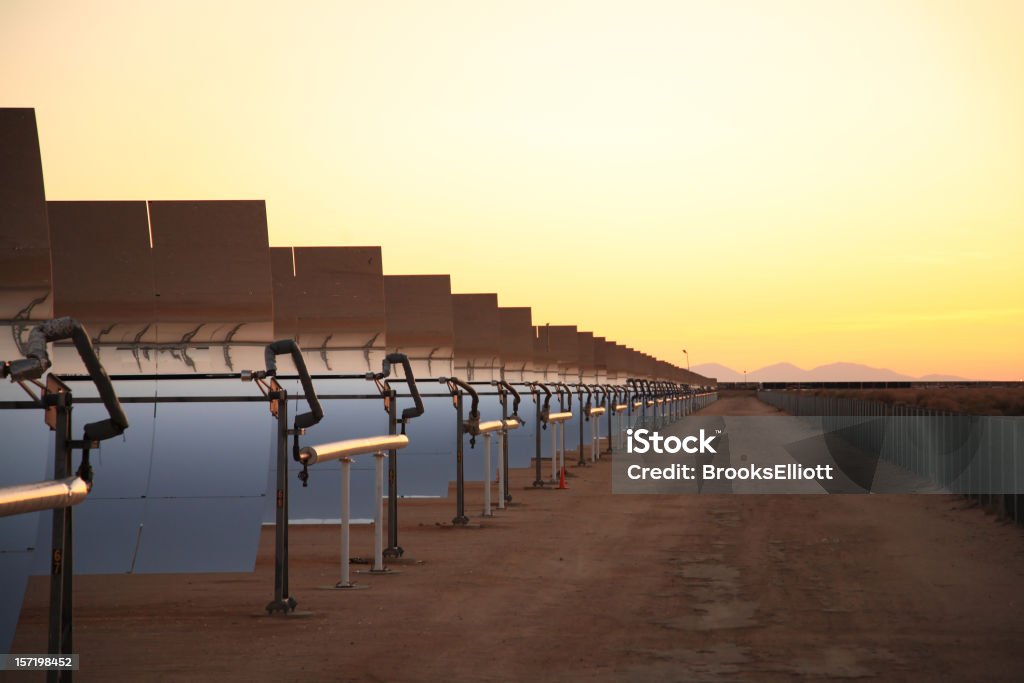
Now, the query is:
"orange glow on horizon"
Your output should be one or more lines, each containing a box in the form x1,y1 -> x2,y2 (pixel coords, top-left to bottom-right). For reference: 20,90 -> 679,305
2,0 -> 1021,379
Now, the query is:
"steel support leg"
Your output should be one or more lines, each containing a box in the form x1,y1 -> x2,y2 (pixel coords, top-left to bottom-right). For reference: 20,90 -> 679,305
453,394 -> 468,525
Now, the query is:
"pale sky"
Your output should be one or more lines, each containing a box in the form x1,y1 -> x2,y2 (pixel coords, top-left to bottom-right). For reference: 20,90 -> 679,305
2,0 -> 1021,379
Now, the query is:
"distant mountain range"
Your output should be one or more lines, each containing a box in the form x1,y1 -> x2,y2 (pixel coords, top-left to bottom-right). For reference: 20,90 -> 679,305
690,362 -> 970,383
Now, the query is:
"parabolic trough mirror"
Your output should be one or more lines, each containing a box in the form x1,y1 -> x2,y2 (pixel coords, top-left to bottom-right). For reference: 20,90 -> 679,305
0,108 -> 704,658
1,327 -> 496,642
1,318 -> 686,652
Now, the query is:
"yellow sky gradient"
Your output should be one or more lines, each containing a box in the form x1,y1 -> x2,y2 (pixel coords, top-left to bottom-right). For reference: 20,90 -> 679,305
2,0 -> 1021,379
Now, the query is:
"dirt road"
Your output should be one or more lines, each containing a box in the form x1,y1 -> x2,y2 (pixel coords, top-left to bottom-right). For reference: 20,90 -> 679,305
8,392 -> 1024,681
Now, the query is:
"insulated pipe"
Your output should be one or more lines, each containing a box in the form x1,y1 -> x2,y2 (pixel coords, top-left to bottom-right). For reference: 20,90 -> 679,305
444,377 -> 481,431
494,380 -> 523,419
298,435 -> 410,578
3,316 -> 128,441
528,381 -> 553,424
4,318 -> 133,666
0,477 -> 90,518
259,338 -> 324,429
376,353 -> 426,424
553,382 -> 572,413
589,384 -> 606,412
477,420 -> 506,434
625,379 -> 640,409
298,435 -> 410,465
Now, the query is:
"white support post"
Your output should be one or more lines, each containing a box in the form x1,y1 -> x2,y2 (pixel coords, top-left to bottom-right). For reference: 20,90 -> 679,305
299,434 -> 410,583
497,431 -> 506,510
338,457 -> 352,588
373,451 -> 385,571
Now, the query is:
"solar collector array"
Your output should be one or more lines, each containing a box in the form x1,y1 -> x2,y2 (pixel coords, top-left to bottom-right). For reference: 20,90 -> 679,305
0,107 -> 709,654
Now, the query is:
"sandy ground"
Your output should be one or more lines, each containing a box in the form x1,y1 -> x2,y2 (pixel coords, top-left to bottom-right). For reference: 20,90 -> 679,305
6,392 -> 1024,682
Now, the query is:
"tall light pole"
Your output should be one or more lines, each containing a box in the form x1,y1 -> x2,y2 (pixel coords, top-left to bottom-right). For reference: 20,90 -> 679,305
682,349 -> 689,371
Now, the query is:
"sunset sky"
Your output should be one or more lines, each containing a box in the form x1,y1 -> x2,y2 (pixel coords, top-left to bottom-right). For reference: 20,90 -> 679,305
2,1 -> 1021,379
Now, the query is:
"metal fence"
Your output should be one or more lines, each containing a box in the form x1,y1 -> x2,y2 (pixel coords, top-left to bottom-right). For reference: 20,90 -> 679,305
758,390 -> 1023,525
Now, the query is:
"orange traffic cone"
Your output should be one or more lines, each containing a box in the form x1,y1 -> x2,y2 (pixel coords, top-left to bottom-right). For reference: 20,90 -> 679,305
557,465 -> 569,489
